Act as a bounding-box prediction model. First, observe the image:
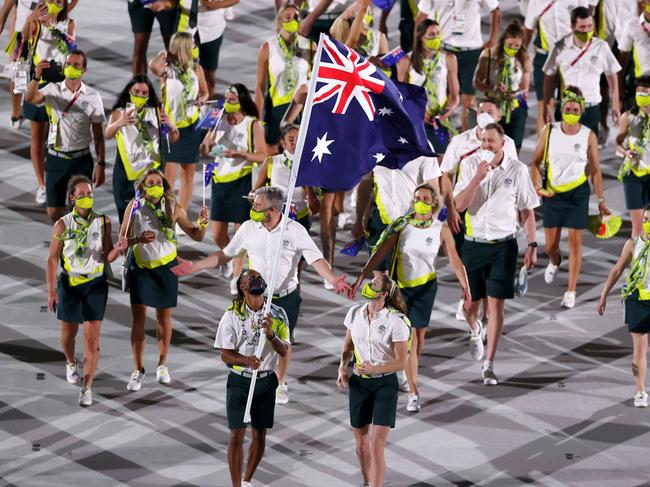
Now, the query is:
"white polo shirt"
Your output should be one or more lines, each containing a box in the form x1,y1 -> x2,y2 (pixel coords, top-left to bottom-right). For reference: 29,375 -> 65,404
440,127 -> 517,182
223,217 -> 324,294
618,15 -> 650,78
524,0 -> 597,53
373,156 -> 441,224
542,36 -> 621,105
453,154 -> 539,240
214,302 -> 290,373
344,304 -> 410,367
39,81 -> 105,152
197,6 -> 226,44
417,0 -> 499,50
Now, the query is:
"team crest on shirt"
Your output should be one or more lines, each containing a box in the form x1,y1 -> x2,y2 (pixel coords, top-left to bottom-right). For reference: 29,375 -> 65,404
504,178 -> 513,188
91,232 -> 100,239
574,144 -> 581,152
590,55 -> 598,63
282,238 -> 290,248
425,237 -> 433,246
377,324 -> 386,335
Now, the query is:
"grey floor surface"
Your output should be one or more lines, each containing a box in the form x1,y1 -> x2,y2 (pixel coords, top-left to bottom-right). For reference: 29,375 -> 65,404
1,1 -> 649,486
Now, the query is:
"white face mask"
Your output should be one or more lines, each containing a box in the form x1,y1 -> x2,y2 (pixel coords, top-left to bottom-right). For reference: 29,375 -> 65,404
476,112 -> 496,129
477,149 -> 495,164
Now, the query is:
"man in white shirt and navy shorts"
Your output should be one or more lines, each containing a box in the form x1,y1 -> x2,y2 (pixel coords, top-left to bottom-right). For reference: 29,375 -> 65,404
453,123 -> 539,385
25,50 -> 106,223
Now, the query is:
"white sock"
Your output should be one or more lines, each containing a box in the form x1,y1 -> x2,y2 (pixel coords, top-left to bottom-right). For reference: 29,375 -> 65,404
483,360 -> 493,370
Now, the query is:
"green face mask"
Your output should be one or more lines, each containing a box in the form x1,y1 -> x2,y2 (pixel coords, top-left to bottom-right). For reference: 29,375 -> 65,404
637,92 -> 650,108
504,46 -> 519,58
130,93 -> 149,108
574,30 -> 593,43
282,19 -> 300,34
423,37 -> 441,51
413,200 -> 433,215
74,196 -> 93,209
224,101 -> 241,114
361,282 -> 381,300
363,13 -> 374,27
46,1 -> 63,16
144,185 -> 164,200
192,46 -> 199,61
562,112 -> 581,126
64,65 -> 83,80
250,207 -> 270,222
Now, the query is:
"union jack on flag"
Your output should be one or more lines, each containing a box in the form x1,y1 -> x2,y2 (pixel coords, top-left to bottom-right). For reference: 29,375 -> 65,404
295,35 -> 433,192
313,36 -> 385,121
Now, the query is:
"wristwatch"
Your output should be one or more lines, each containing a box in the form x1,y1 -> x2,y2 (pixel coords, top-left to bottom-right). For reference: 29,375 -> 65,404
528,242 -> 538,248
96,160 -> 106,167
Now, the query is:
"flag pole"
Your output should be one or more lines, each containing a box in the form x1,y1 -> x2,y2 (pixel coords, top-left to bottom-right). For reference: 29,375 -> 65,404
243,34 -> 326,424
202,163 -> 206,208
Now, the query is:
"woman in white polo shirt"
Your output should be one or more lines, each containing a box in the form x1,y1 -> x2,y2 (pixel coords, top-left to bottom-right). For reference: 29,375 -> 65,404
337,274 -> 410,487
531,87 -> 610,309
354,183 -> 470,413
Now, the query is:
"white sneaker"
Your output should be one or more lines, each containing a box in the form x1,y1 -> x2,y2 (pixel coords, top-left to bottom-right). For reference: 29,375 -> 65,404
66,360 -> 81,385
78,387 -> 92,407
482,363 -> 498,385
544,261 -> 558,284
634,391 -> 648,408
230,277 -> 239,295
127,369 -> 145,391
469,320 -> 484,361
406,393 -> 420,412
241,481 -> 252,487
397,370 -> 410,392
455,298 -> 466,321
35,186 -> 46,205
156,365 -> 171,385
561,291 -> 576,309
275,382 -> 289,404
324,278 -> 334,290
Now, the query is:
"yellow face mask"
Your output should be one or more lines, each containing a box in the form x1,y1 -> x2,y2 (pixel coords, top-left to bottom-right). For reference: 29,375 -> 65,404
282,19 -> 300,34
636,92 -> 650,108
144,185 -> 164,200
562,112 -> 581,126
644,220 -> 650,235
64,65 -> 83,80
46,1 -> 64,16
192,46 -> 199,61
504,46 -> 519,58
224,101 -> 240,114
413,200 -> 432,215
130,93 -> 149,108
574,30 -> 593,43
74,196 -> 93,210
423,37 -> 441,51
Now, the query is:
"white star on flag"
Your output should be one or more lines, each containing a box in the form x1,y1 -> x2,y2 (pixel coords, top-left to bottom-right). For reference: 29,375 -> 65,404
398,136 -> 408,144
378,107 -> 393,116
311,132 -> 334,162
373,152 -> 386,163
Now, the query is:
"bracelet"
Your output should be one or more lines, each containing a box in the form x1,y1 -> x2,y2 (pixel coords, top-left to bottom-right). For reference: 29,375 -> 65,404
528,242 -> 538,248
266,332 -> 276,341
96,161 -> 106,167
597,197 -> 605,203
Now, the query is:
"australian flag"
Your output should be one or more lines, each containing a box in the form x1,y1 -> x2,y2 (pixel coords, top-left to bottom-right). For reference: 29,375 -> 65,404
294,35 -> 433,192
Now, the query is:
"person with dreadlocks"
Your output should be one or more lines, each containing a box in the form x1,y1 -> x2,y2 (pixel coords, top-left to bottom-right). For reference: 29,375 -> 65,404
119,168 -> 208,392
598,204 -> 650,408
473,19 -> 531,152
337,274 -> 410,487
615,76 -> 650,238
351,184 -> 470,413
46,175 -> 127,407
531,86 -> 610,310
214,269 -> 289,487
401,18 -> 459,154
